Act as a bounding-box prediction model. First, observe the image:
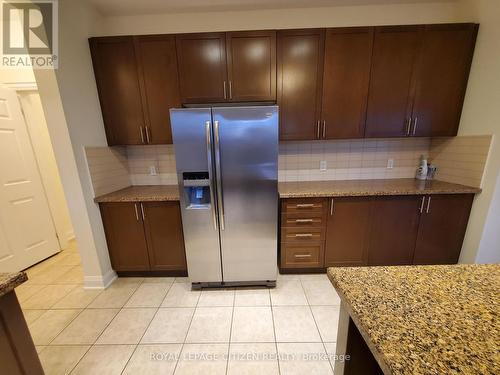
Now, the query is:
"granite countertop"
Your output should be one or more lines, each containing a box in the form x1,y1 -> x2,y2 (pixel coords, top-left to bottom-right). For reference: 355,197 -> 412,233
279,178 -> 480,198
94,185 -> 180,203
94,179 -> 480,203
0,272 -> 27,298
327,264 -> 500,375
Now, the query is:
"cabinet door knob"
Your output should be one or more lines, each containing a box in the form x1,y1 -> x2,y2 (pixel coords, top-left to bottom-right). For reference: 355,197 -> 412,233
223,81 -> 227,99
145,126 -> 151,144
140,203 -> 146,220
316,120 -> 320,139
322,120 -> 326,139
330,198 -> 334,216
412,117 -> 418,136
295,233 -> 313,238
228,80 -> 232,99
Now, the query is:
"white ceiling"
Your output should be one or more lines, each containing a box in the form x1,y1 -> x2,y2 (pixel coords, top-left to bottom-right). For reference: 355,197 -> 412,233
88,0 -> 456,16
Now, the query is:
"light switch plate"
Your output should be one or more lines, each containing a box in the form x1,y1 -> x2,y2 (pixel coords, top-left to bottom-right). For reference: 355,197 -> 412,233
387,159 -> 394,169
320,160 -> 327,171
149,165 -> 158,176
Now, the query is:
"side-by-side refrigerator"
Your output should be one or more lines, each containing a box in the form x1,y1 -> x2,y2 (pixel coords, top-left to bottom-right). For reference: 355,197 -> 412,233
170,106 -> 278,288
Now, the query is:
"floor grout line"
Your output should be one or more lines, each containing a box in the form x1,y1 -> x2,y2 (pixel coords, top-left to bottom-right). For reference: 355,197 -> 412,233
300,276 -> 336,374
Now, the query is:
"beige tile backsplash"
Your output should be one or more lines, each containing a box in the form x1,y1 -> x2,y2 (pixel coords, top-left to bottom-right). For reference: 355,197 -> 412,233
85,135 -> 492,197
279,138 -> 430,182
85,146 -> 130,197
429,135 -> 492,188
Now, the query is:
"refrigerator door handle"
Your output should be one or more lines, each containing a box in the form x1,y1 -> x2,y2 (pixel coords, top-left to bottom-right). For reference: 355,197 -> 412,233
206,121 -> 218,231
214,120 -> 225,230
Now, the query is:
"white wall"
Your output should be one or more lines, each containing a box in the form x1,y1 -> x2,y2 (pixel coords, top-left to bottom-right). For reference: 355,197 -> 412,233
34,0 -> 116,287
100,2 -> 463,35
455,0 -> 500,263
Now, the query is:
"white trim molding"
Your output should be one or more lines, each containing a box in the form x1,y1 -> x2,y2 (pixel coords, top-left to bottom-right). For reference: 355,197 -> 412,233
83,269 -> 117,289
2,82 -> 38,91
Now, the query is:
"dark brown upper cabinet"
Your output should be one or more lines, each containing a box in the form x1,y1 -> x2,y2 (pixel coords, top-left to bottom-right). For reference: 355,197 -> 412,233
277,29 -> 325,141
413,194 -> 473,265
226,31 -> 276,102
321,27 -> 373,139
411,24 -> 478,137
90,35 -> 182,146
135,35 -> 181,144
365,23 -> 478,138
89,37 -> 146,145
176,31 -> 276,104
365,26 -> 421,138
176,33 -> 228,103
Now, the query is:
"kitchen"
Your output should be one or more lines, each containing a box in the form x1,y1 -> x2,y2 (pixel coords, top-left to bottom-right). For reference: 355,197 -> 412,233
0,0 -> 499,374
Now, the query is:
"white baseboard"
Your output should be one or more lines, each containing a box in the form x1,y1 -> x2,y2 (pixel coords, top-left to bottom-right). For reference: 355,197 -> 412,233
83,268 -> 117,289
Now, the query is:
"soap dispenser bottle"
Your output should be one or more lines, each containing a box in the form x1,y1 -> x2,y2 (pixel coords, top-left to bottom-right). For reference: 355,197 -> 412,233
415,155 -> 428,180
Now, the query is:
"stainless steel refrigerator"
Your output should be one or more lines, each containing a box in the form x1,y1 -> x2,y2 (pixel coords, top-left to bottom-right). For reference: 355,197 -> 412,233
170,106 -> 278,288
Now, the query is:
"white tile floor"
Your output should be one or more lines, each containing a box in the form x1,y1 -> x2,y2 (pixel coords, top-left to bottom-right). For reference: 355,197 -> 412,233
18,241 -> 341,374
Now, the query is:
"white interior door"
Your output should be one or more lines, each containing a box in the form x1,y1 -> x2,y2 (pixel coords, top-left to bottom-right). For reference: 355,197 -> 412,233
0,86 -> 59,272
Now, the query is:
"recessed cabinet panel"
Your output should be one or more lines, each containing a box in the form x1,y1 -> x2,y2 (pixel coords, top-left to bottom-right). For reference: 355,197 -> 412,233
100,202 -> 150,271
143,201 -> 187,271
176,33 -> 228,103
226,31 -> 276,102
89,37 -> 145,145
413,194 -> 473,265
321,27 -> 373,139
277,29 -> 324,141
365,26 -> 421,138
325,198 -> 371,267
367,196 -> 421,266
136,35 -> 181,144
412,24 -> 478,136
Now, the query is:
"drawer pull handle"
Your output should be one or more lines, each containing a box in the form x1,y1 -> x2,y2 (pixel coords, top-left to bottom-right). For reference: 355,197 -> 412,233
296,204 -> 314,208
295,219 -> 313,223
295,233 -> 313,238
295,254 -> 312,258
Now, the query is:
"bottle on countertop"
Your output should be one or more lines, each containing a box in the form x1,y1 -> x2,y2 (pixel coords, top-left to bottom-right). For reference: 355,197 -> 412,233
415,155 -> 428,180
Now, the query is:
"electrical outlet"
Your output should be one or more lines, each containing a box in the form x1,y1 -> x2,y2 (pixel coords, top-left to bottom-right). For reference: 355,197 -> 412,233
149,165 -> 158,176
320,160 -> 327,171
387,159 -> 394,169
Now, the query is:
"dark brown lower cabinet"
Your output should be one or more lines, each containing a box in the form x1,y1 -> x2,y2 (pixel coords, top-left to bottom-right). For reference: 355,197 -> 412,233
143,201 -> 187,271
413,194 -> 474,265
367,196 -> 421,266
100,202 -> 150,271
280,193 -> 474,271
324,198 -> 371,267
100,201 -> 187,273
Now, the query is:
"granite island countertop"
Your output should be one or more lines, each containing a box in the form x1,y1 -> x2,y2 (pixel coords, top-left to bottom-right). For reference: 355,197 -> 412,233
327,264 -> 500,375
279,178 -> 480,198
94,179 -> 480,203
0,272 -> 27,298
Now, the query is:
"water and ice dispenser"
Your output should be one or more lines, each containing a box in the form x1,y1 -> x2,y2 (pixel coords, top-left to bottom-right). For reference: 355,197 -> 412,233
182,172 -> 211,209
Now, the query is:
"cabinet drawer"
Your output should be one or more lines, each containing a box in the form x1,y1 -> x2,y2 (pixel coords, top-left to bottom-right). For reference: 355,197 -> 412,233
281,212 -> 325,228
282,243 -> 324,268
281,227 -> 324,242
282,198 -> 327,214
